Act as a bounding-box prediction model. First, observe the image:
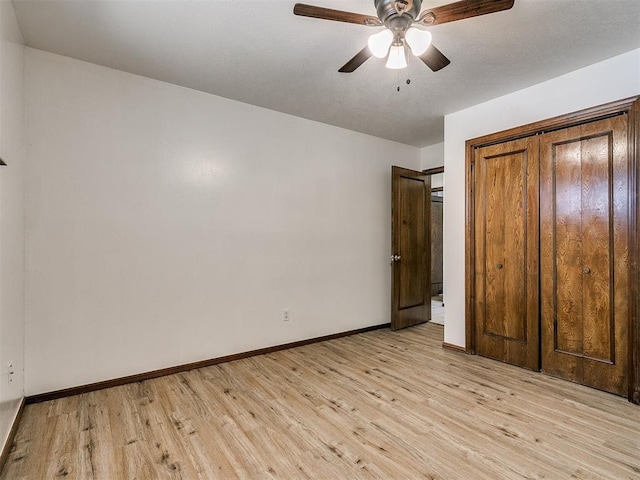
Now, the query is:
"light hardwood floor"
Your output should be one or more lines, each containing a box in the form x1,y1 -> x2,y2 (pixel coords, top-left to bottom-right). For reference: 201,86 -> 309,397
2,323 -> 639,479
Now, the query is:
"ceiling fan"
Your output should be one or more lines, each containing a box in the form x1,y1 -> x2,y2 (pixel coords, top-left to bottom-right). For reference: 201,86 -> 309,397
293,0 -> 515,72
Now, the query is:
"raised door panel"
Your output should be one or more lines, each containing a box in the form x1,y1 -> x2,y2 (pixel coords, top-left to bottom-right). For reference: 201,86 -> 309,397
540,115 -> 629,396
553,140 -> 584,358
399,176 -> 427,309
581,130 -> 614,364
473,137 -> 539,370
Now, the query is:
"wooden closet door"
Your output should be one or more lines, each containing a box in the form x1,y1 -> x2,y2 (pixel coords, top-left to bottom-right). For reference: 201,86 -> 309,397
540,115 -> 629,396
473,137 -> 539,370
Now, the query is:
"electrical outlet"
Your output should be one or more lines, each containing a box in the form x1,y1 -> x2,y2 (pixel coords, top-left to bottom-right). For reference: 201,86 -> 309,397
8,361 -> 14,384
283,309 -> 290,322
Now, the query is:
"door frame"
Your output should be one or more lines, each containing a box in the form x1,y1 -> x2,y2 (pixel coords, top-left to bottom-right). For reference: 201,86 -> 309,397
464,96 -> 640,403
423,166 -> 444,176
424,166 -> 445,306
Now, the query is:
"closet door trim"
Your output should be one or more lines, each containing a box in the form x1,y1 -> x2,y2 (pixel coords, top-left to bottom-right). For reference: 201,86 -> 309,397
629,98 -> 640,405
465,96 -> 639,403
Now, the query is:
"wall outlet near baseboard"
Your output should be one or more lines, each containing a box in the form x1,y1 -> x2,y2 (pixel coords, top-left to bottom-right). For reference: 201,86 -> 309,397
283,309 -> 290,322
8,361 -> 14,383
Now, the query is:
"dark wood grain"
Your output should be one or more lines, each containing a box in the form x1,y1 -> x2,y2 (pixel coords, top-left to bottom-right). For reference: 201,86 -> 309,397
338,47 -> 372,73
25,323 -> 390,404
0,398 -> 24,475
422,0 -> 514,25
583,116 -> 629,393
422,166 -> 444,175
629,98 -> 640,404
540,116 -> 629,397
293,3 -> 381,26
466,96 -> 639,402
465,143 -> 477,353
540,128 -> 581,385
392,166 -> 431,330
418,44 -> 451,72
580,128 -> 615,363
442,342 -> 466,353
553,138 -> 584,361
472,138 -> 539,370
399,177 -> 426,308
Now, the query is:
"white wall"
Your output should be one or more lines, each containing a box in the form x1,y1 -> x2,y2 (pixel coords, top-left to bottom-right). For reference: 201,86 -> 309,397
0,0 -> 25,451
443,48 -> 640,347
24,49 -> 420,396
429,173 -> 444,190
420,142 -> 444,171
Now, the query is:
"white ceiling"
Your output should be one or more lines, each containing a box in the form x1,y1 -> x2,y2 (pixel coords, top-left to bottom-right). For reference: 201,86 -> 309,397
12,0 -> 640,147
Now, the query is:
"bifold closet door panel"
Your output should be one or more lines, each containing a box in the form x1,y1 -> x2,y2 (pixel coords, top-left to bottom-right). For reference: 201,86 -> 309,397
473,137 -> 539,370
540,115 -> 629,396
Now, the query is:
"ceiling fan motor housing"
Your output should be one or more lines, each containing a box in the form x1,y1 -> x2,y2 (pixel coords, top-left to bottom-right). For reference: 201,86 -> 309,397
375,0 -> 422,23
293,0 -> 518,73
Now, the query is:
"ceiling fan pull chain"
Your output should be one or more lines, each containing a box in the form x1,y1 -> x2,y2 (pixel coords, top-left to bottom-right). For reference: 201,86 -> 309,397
398,77 -> 411,92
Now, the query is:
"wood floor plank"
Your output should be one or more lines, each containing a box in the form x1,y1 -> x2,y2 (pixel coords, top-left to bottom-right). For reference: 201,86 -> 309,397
2,323 -> 639,479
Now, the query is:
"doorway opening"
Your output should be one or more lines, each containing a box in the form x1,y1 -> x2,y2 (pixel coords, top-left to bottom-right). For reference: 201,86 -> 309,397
424,167 -> 444,326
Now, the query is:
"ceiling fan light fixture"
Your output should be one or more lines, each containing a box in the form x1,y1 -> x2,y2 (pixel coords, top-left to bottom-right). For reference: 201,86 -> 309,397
368,29 -> 394,58
385,44 -> 407,69
405,27 -> 432,56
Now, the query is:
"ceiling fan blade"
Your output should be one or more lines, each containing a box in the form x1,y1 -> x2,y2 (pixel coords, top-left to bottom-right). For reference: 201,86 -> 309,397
418,0 -> 514,26
419,44 -> 451,72
339,47 -> 372,73
293,3 -> 382,26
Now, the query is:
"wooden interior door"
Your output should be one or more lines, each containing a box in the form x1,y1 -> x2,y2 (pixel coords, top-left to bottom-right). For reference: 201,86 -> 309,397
391,166 -> 431,330
473,138 -> 539,370
540,115 -> 629,396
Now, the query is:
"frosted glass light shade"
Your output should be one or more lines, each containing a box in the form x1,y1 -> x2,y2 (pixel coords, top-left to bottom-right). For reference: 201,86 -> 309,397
405,28 -> 432,56
386,45 -> 407,69
368,29 -> 393,58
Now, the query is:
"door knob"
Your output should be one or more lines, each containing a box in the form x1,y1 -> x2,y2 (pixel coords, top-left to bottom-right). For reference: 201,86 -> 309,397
583,267 -> 591,274
390,254 -> 401,262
